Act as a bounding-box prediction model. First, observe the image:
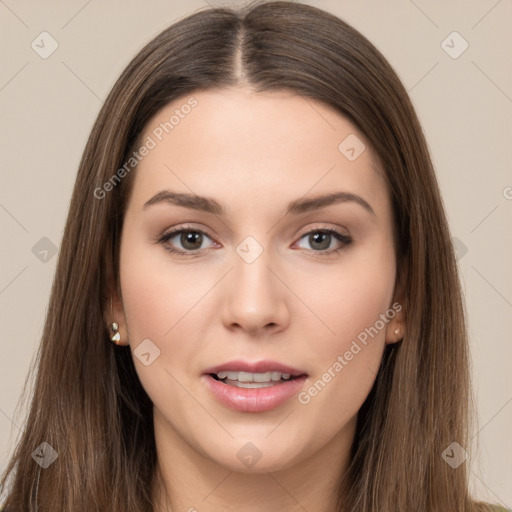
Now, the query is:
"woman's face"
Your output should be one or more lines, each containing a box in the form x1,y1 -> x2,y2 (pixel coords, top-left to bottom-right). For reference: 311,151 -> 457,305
115,87 -> 404,473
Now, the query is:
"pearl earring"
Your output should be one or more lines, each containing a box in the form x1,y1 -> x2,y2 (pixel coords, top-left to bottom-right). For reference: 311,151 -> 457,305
110,297 -> 121,345
111,322 -> 121,344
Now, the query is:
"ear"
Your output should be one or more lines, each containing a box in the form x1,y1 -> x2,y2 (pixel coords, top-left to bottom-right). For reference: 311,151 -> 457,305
104,249 -> 130,346
385,265 -> 406,345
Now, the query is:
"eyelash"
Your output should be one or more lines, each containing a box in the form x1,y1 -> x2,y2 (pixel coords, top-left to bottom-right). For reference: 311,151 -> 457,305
157,224 -> 352,257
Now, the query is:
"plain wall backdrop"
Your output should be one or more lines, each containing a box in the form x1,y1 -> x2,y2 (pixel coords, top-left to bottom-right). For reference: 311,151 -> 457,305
0,0 -> 511,507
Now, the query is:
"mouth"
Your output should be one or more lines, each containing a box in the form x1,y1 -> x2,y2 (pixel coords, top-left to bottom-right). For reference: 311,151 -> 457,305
209,371 -> 302,388
203,359 -> 307,385
202,360 -> 308,412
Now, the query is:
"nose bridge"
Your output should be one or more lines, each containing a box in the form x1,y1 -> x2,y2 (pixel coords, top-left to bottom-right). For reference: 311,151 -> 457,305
233,238 -> 277,304
221,236 -> 288,332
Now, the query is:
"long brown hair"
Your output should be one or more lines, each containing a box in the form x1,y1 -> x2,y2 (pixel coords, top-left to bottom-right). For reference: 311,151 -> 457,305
0,1 -> 500,510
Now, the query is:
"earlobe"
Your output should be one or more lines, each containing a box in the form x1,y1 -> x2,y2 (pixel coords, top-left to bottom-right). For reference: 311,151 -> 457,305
385,321 -> 404,345
104,257 -> 129,346
103,244 -> 129,345
391,325 -> 404,343
386,267 -> 406,344
107,295 -> 130,346
107,293 -> 129,345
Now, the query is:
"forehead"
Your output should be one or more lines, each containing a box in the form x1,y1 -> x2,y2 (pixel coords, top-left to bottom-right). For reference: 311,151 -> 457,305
127,87 -> 389,218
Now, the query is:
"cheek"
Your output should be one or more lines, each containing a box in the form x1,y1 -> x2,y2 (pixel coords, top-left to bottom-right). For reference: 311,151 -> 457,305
294,238 -> 395,409
119,233 -> 209,343
119,238 -> 210,410
301,237 -> 396,347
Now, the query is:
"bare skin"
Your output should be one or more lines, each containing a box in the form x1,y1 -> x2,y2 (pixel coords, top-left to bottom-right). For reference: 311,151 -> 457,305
108,87 -> 405,512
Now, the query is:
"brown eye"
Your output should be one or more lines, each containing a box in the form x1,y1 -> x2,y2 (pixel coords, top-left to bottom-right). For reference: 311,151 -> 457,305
296,229 -> 352,255
178,231 -> 203,250
159,227 -> 216,255
308,232 -> 331,251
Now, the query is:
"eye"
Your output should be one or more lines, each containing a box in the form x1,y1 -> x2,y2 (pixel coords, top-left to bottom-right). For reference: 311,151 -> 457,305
158,225 -> 352,256
158,225 -> 217,255
294,228 -> 352,255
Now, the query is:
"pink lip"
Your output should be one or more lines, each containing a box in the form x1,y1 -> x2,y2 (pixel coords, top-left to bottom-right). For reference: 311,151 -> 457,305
203,359 -> 307,377
202,359 -> 308,413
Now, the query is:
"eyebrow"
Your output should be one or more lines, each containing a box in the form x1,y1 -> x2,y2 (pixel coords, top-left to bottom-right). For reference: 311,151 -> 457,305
143,190 -> 376,217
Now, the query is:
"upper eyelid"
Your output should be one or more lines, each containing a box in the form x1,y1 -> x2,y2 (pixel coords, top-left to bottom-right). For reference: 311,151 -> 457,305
162,224 -> 216,240
161,222 -> 349,237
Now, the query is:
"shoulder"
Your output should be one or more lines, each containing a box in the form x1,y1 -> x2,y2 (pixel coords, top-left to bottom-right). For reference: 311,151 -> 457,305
473,501 -> 512,512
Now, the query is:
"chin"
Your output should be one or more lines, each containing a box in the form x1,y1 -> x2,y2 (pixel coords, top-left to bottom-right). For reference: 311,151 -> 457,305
198,438 -> 302,474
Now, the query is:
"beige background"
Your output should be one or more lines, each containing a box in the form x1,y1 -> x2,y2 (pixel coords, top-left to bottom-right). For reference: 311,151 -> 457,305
0,0 -> 511,506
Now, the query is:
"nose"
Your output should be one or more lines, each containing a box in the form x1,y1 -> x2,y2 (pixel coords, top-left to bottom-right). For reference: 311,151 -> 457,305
220,248 -> 290,337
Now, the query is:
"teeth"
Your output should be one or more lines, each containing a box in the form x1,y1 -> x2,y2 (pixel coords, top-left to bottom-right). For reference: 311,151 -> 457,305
216,371 -> 292,382
227,381 -> 277,389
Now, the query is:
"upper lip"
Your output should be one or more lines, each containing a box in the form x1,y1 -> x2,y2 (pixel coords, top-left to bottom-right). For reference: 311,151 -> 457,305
203,360 -> 307,377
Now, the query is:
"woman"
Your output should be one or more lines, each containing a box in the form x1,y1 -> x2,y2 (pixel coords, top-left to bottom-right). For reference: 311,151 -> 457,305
0,1 -> 507,511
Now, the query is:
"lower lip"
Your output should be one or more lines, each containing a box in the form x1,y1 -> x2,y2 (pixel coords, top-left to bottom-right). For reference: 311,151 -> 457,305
202,374 -> 308,413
